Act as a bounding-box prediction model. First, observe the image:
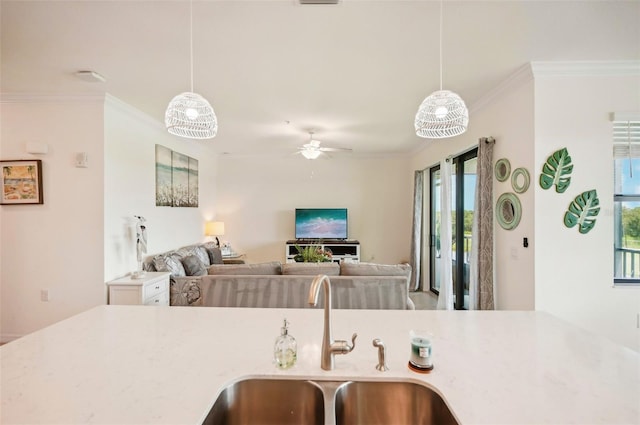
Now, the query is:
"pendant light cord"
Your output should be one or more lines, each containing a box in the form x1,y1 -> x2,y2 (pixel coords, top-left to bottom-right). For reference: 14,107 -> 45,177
439,0 -> 443,91
190,0 -> 194,93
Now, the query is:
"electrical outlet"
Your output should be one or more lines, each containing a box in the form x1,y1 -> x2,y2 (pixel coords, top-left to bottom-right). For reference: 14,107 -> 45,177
40,289 -> 49,302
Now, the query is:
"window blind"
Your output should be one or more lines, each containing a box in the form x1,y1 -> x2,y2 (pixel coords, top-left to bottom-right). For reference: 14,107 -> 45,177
612,114 -> 640,159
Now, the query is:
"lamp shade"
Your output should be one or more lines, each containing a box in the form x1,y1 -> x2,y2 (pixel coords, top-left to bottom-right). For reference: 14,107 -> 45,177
205,221 -> 225,236
165,92 -> 218,139
415,90 -> 469,139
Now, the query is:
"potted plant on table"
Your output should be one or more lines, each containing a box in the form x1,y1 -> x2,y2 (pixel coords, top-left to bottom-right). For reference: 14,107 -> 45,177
293,244 -> 333,262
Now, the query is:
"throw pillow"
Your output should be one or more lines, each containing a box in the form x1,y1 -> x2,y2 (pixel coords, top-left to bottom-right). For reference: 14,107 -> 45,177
152,253 -> 187,277
181,255 -> 207,276
208,261 -> 282,275
176,245 -> 211,266
206,247 -> 224,265
282,262 -> 340,276
194,246 -> 211,267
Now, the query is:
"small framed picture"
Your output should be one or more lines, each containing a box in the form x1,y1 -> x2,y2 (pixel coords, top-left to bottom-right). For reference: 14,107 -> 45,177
1,160 -> 44,205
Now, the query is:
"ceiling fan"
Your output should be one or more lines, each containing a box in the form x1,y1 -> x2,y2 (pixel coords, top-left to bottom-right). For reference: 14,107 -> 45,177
296,131 -> 352,160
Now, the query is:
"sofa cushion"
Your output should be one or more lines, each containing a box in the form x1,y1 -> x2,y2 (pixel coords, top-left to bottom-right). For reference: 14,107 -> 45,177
340,262 -> 412,278
201,242 -> 223,265
176,245 -> 196,259
194,246 -> 211,266
282,262 -> 340,276
208,261 -> 282,275
181,255 -> 207,276
176,244 -> 211,267
152,252 -> 186,277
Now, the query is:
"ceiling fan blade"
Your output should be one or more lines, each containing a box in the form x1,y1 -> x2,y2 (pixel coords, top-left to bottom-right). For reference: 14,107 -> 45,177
319,147 -> 352,152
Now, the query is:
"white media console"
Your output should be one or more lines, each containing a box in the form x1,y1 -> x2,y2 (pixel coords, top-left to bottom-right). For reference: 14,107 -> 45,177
285,240 -> 360,263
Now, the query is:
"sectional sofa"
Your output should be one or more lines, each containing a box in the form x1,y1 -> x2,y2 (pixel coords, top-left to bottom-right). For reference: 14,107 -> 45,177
143,242 -> 414,310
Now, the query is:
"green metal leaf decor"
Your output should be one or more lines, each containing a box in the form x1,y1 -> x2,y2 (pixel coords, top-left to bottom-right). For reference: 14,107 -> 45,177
539,148 -> 573,193
564,190 -> 600,234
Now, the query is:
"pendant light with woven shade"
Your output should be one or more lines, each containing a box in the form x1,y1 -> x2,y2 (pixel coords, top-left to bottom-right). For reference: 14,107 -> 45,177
165,0 -> 218,139
415,0 -> 468,139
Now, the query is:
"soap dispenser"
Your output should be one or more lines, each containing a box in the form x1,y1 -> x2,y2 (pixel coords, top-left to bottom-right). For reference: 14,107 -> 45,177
274,318 -> 297,369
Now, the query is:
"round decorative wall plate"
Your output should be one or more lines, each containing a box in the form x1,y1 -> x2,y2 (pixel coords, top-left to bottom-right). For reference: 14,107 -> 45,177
496,192 -> 522,230
511,167 -> 530,194
495,158 -> 511,182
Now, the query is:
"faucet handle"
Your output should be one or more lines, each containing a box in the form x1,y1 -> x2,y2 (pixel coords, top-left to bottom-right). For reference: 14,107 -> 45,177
332,333 -> 358,355
348,333 -> 357,352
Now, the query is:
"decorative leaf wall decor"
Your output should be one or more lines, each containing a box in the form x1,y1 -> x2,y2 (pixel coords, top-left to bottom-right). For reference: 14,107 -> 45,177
540,148 -> 573,193
564,189 -> 600,234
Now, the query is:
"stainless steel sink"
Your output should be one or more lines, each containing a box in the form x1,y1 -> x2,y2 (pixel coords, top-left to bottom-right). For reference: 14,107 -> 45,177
203,378 -> 458,425
203,379 -> 324,425
334,380 -> 459,425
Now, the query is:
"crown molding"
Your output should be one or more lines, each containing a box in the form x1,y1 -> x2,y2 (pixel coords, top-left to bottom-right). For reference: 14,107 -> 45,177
470,63 -> 534,113
104,93 -> 166,132
0,92 -> 106,103
530,60 -> 640,77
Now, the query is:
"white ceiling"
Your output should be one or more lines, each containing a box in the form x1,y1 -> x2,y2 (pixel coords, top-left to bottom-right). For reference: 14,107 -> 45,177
2,0 -> 639,157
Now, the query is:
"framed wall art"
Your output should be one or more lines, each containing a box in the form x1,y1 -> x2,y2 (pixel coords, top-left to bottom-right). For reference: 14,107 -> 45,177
155,145 -> 198,207
1,159 -> 43,205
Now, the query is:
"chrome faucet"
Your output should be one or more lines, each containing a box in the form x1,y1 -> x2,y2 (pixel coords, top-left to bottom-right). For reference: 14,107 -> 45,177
308,274 -> 357,370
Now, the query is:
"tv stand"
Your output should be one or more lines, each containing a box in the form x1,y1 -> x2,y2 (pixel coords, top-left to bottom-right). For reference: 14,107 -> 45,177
285,240 -> 360,263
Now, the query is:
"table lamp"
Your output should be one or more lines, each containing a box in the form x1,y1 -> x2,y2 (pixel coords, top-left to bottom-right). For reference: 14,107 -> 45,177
205,221 -> 225,247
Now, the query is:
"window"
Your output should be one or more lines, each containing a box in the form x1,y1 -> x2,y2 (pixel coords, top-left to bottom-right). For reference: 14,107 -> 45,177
613,117 -> 640,284
429,148 -> 478,308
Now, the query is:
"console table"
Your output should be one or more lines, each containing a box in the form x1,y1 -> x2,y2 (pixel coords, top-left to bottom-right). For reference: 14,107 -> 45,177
285,240 -> 360,263
222,253 -> 246,264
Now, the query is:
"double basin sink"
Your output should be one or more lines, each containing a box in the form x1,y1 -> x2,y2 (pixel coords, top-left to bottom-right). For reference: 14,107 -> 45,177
203,378 -> 459,425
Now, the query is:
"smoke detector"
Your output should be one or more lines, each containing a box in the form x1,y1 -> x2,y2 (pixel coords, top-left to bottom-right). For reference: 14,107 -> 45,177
75,70 -> 106,83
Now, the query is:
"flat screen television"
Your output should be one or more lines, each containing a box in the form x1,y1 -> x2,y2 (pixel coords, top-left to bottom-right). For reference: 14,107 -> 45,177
295,208 -> 348,239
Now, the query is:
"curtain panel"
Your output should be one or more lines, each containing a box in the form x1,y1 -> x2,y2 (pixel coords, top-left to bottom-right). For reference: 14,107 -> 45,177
437,158 -> 454,310
409,169 -> 424,291
470,137 -> 495,310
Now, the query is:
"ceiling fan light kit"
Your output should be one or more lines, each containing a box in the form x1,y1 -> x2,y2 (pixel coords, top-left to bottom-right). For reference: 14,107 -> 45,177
296,131 -> 352,160
164,0 -> 217,140
414,0 -> 468,139
301,148 -> 322,160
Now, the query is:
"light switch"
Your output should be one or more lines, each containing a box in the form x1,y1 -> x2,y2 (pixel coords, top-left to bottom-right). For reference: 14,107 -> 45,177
76,152 -> 88,168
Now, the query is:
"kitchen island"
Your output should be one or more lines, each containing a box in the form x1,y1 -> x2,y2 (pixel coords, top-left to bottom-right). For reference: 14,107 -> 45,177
1,306 -> 638,424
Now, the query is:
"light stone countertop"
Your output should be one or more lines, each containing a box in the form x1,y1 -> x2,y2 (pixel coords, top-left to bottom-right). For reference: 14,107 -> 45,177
1,305 -> 638,424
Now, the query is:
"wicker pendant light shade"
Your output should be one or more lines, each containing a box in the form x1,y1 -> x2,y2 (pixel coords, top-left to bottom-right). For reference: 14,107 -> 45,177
165,92 -> 217,139
415,90 -> 468,139
165,0 -> 217,140
414,0 -> 468,139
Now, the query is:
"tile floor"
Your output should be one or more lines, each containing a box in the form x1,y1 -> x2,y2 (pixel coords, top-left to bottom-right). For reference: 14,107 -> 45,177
409,291 -> 438,310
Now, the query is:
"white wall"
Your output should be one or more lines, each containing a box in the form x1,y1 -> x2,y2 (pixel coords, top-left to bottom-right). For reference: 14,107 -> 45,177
465,69 -> 536,310
409,67 -> 536,310
103,96 -> 218,281
0,95 -> 105,340
0,94 -> 220,342
215,155 -> 413,265
534,66 -> 640,351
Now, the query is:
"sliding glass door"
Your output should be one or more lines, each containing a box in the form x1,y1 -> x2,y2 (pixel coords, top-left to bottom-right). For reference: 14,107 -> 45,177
429,149 -> 478,310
